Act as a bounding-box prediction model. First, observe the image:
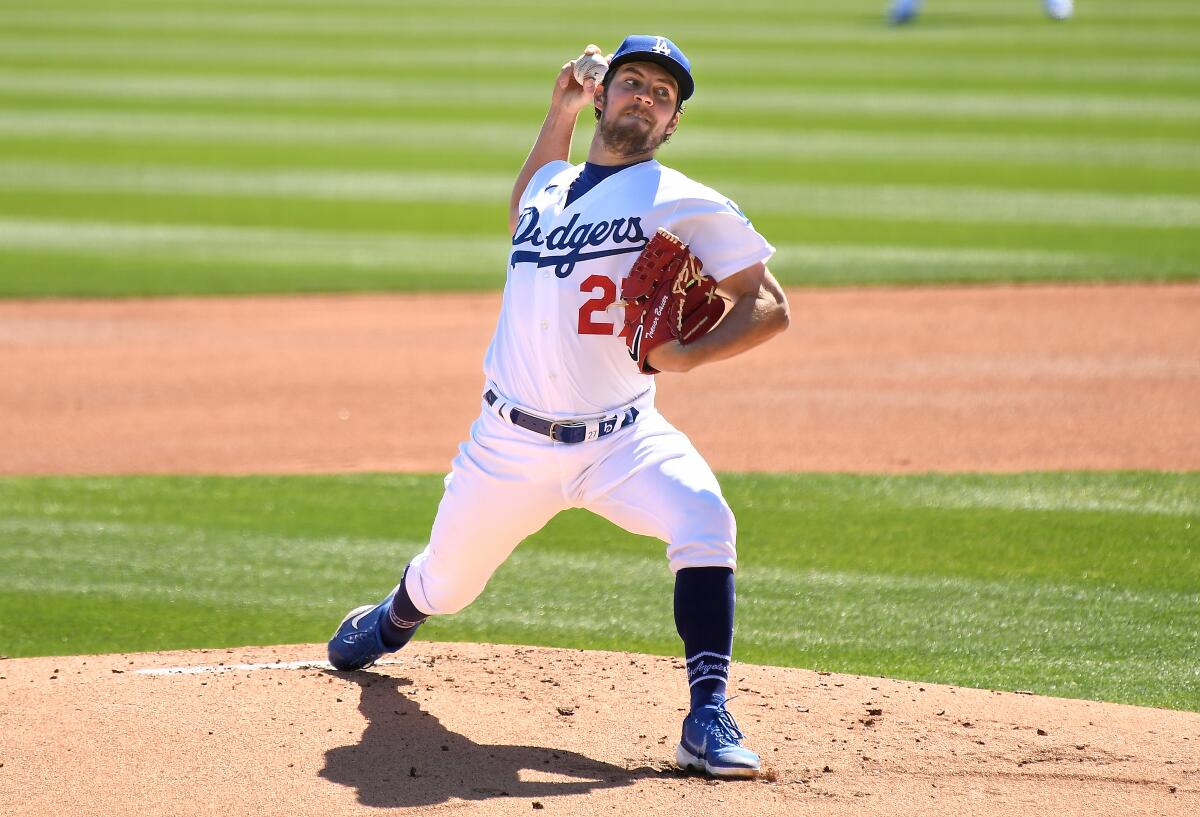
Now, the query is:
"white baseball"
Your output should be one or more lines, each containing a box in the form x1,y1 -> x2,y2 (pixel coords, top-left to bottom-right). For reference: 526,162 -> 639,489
573,53 -> 608,86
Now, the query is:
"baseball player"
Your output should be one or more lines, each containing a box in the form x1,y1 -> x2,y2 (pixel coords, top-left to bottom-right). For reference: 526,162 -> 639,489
889,0 -> 1073,24
328,35 -> 790,779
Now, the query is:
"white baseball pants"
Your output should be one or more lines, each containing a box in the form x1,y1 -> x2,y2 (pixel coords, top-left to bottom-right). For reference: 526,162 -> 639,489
405,394 -> 737,616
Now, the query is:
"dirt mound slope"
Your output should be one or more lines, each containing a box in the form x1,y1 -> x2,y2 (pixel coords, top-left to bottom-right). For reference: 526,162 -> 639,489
2,283 -> 1198,475
1,642 -> 1196,816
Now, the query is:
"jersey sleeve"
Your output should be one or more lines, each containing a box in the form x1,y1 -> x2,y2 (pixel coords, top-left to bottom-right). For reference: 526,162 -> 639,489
666,197 -> 776,283
518,160 -> 574,211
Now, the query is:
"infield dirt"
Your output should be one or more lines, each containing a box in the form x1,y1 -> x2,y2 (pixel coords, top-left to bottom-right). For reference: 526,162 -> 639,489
2,284 -> 1198,475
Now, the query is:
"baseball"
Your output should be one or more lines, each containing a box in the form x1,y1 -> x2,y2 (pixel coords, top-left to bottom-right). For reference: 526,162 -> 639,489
573,53 -> 608,86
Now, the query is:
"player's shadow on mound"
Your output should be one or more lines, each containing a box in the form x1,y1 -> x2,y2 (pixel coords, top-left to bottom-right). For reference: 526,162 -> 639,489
319,671 -> 658,808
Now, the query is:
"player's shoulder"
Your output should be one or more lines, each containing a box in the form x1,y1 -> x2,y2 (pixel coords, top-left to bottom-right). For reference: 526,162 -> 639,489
532,159 -> 578,188
650,163 -> 733,206
649,163 -> 752,227
520,160 -> 580,208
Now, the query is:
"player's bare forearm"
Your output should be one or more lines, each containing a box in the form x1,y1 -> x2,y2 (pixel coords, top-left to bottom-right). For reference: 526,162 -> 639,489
649,267 -> 790,373
509,46 -> 606,233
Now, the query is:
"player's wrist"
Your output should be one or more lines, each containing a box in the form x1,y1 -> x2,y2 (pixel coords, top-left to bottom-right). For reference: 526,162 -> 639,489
542,103 -> 583,133
549,94 -> 589,119
647,341 -> 699,373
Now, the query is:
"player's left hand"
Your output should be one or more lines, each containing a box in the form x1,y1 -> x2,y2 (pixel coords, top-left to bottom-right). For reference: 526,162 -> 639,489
618,228 -> 726,375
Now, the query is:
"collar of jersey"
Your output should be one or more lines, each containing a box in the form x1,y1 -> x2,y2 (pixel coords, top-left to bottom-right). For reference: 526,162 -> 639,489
555,159 -> 660,214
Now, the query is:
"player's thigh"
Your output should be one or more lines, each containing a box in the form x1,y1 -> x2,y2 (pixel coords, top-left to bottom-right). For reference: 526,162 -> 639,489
583,411 -> 736,572
407,412 -> 566,614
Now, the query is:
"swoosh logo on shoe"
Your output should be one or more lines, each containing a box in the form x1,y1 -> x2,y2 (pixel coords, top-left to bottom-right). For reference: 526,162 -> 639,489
351,609 -> 372,629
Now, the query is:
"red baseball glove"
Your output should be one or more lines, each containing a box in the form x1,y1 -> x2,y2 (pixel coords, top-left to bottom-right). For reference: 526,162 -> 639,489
617,228 -> 726,374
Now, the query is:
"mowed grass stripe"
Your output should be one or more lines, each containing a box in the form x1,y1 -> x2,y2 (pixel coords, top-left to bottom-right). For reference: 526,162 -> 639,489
3,247 -> 1148,295
25,0 -> 1200,16
0,218 -> 509,276
4,71 -> 1198,123
0,109 -> 536,150
0,217 -> 1104,268
3,163 -> 1197,229
6,536 -> 1197,649
18,0 -> 1200,17
748,182 -> 1200,229
6,1 -> 1198,69
0,162 -> 514,203
4,112 -> 1197,173
2,520 -> 426,601
4,6 -> 1200,49
4,36 -> 1199,90
1,472 -> 1197,709
3,217 -> 1182,294
676,130 -> 1200,172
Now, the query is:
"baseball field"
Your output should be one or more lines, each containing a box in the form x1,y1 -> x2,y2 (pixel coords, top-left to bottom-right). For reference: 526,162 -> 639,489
1,1 -> 1198,815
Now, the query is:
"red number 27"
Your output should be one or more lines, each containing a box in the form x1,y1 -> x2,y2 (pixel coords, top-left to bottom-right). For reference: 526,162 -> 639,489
577,274 -> 617,336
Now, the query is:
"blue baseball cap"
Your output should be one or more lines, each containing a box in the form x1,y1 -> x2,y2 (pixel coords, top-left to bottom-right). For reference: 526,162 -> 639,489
606,35 -> 694,101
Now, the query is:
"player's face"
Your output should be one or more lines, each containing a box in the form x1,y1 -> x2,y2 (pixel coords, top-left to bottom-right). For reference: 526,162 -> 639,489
597,62 -> 681,158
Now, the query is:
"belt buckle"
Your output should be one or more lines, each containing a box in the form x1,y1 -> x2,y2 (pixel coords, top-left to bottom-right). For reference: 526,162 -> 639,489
548,420 -> 583,443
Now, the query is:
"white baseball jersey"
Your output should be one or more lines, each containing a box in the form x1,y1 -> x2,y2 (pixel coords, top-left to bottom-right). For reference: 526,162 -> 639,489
485,159 -> 776,416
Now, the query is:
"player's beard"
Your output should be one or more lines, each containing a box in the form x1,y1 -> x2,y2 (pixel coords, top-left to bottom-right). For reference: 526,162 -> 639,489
598,105 -> 667,158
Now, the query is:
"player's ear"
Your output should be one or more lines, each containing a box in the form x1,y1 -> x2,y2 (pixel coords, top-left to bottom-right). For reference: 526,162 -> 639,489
665,109 -> 681,138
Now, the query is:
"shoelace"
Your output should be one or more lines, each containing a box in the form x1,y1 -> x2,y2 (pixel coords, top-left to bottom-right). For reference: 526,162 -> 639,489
706,703 -> 747,743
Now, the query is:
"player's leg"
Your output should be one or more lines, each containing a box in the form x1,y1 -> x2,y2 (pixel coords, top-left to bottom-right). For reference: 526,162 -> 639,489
404,418 -> 564,617
578,410 -> 758,777
328,409 -> 565,670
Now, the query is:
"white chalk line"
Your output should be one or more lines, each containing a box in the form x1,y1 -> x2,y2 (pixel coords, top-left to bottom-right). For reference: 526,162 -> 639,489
135,658 -> 405,676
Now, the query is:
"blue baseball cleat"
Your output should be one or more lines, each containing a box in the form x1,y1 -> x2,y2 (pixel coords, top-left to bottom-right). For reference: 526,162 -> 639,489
327,585 -> 400,671
675,701 -> 761,778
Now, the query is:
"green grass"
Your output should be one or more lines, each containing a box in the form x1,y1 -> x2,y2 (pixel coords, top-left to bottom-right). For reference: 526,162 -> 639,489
2,472 -> 1197,711
0,0 -> 1197,296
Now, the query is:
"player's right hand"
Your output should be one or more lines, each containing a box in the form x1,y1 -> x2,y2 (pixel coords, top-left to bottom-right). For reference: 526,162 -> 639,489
552,44 -> 609,115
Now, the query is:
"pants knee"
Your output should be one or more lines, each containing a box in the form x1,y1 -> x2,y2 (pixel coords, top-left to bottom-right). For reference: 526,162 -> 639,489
411,576 -> 481,616
405,552 -> 487,616
666,489 -> 737,573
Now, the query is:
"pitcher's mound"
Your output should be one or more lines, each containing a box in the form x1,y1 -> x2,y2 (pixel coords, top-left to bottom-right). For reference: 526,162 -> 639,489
1,642 -> 1195,816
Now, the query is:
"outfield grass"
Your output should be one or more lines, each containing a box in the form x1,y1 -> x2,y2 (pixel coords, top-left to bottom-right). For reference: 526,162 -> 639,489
0,0 -> 1197,296
2,472 -> 1196,711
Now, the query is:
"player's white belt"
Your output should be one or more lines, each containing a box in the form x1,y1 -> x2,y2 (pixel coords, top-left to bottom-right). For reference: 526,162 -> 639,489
484,389 -> 640,444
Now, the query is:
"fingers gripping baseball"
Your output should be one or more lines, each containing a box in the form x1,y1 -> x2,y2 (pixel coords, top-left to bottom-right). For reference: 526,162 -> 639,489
573,45 -> 609,86
554,44 -> 610,113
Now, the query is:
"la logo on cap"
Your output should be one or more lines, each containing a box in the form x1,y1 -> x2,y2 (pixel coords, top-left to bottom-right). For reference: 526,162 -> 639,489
608,34 -> 694,100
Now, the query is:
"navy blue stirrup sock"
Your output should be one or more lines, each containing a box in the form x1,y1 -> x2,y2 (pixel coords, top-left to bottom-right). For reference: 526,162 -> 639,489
674,566 -> 735,711
379,567 -> 428,649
